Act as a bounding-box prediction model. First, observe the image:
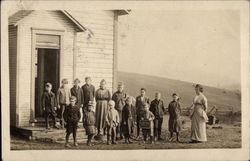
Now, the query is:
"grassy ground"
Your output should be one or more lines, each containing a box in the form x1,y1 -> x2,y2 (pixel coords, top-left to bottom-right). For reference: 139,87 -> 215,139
11,115 -> 241,150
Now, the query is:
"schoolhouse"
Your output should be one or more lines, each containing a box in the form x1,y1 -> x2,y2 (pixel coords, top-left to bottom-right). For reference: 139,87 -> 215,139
9,10 -> 129,127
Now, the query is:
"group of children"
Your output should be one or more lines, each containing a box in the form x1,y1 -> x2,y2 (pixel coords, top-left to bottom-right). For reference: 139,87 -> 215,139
41,77 -> 182,147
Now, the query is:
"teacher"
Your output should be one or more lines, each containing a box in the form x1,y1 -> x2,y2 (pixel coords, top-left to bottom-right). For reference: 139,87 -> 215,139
190,84 -> 208,143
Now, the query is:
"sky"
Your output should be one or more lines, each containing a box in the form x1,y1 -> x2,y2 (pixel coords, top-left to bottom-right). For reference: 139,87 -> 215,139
117,10 -> 240,91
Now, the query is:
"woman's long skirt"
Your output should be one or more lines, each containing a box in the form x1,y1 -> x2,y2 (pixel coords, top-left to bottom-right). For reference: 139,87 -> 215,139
191,105 -> 207,142
95,100 -> 108,134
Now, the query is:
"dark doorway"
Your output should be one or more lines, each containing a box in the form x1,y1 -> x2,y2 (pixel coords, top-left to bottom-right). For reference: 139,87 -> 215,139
35,48 -> 60,117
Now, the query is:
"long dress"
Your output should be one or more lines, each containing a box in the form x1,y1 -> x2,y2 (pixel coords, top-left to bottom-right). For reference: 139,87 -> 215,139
190,93 -> 208,142
95,88 -> 111,134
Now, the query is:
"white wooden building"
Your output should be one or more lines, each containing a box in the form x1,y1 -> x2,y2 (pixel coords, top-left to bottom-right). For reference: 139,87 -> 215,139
9,10 -> 129,127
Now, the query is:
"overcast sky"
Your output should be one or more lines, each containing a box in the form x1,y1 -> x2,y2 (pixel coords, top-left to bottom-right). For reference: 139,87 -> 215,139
117,10 -> 240,90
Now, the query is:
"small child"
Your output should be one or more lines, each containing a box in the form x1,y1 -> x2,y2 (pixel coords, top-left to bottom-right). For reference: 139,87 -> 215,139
41,83 -> 58,129
168,93 -> 182,142
83,101 -> 96,146
106,100 -> 119,145
57,78 -> 71,128
140,103 -> 155,144
122,97 -> 136,144
63,96 -> 81,147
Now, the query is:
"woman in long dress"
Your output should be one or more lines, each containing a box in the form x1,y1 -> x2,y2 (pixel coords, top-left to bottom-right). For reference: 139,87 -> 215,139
95,79 -> 111,136
189,84 -> 208,143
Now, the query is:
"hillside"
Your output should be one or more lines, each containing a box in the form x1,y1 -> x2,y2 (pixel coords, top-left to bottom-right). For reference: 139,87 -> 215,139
117,71 -> 241,112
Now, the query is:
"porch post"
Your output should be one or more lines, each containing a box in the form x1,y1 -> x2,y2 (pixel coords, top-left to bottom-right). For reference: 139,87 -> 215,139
112,11 -> 119,94
30,30 -> 36,121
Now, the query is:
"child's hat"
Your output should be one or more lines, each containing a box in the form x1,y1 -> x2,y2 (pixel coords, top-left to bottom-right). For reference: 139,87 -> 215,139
70,96 -> 76,101
45,82 -> 52,87
61,78 -> 68,84
88,101 -> 94,106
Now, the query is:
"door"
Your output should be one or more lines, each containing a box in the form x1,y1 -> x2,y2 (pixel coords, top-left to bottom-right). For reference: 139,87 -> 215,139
35,48 -> 60,117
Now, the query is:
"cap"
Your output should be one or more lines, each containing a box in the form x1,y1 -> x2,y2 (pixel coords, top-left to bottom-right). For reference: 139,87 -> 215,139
61,78 -> 68,84
45,82 -> 52,87
88,101 -> 94,106
70,96 -> 76,101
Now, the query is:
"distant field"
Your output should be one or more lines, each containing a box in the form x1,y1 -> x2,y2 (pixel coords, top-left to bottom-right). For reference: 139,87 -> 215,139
117,71 -> 241,112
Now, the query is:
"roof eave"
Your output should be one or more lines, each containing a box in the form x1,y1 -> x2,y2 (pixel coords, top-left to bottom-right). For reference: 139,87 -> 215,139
116,10 -> 130,16
60,10 -> 86,32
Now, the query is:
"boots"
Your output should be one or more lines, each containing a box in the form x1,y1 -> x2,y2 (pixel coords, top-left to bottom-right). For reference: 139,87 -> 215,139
150,136 -> 154,144
107,135 -> 111,145
125,137 -> 129,144
74,139 -> 78,147
128,137 -> 133,144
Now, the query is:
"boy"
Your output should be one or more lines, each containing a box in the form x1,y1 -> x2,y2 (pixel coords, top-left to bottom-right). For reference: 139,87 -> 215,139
122,97 -> 136,144
83,101 -> 96,146
57,78 -> 71,128
112,82 -> 127,140
41,83 -> 57,129
168,93 -> 182,142
63,96 -> 81,147
135,88 -> 150,139
150,92 -> 165,141
70,78 -> 84,109
81,77 -> 95,114
140,103 -> 155,144
106,100 -> 119,145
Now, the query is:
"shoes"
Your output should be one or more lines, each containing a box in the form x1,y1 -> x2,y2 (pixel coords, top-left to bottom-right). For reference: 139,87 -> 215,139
112,141 -> 117,144
74,142 -> 78,147
128,139 -> 133,144
169,137 -> 174,142
65,143 -> 71,147
107,141 -> 111,145
158,137 -> 164,141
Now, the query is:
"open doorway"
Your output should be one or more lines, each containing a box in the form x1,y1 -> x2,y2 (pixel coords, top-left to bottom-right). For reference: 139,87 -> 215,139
35,48 -> 60,117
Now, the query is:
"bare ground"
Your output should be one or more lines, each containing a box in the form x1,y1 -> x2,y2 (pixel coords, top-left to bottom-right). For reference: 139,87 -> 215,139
11,115 -> 241,150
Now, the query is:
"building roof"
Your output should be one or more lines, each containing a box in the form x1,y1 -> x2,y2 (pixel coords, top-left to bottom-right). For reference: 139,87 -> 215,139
116,10 -> 131,16
8,10 -> 86,32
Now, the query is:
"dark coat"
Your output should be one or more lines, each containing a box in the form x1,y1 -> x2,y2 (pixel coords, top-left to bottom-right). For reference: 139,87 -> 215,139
122,104 -> 136,135
150,99 -> 165,119
63,105 -> 81,123
81,84 -> 95,106
135,96 -> 150,118
168,100 -> 182,132
112,91 -> 127,122
83,111 -> 96,135
41,91 -> 57,113
71,86 -> 84,107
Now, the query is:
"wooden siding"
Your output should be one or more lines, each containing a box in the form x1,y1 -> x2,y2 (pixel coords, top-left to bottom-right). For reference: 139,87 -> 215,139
69,11 -> 115,92
16,11 -> 75,126
9,25 -> 17,126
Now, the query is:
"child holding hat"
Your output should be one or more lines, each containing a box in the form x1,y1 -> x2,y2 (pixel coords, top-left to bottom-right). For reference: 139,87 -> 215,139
83,101 -> 96,146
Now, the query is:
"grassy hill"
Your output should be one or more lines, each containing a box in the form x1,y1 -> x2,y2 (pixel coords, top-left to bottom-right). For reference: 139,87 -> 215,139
117,71 -> 241,112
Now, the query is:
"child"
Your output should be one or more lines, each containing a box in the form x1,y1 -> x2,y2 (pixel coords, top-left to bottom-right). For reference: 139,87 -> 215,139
83,101 -> 96,146
140,103 -> 155,144
81,77 -> 95,114
112,82 -> 127,140
135,88 -> 150,139
57,78 -> 71,128
63,96 -> 81,147
41,83 -> 57,129
168,93 -> 182,142
70,78 -> 84,109
150,92 -> 165,141
122,97 -> 136,144
106,100 -> 119,145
